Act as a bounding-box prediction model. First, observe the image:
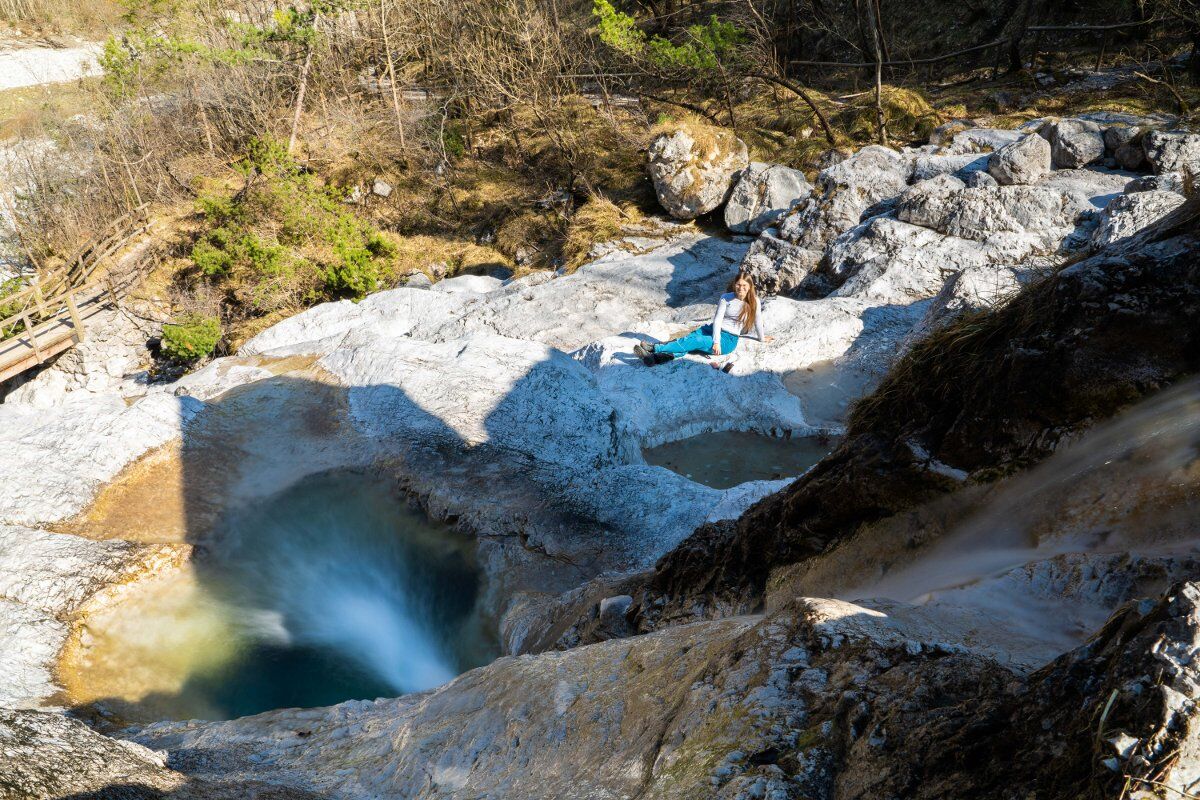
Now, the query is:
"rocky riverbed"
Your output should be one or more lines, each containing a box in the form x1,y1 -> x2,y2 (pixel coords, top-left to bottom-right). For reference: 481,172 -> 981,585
1,112 -> 1198,798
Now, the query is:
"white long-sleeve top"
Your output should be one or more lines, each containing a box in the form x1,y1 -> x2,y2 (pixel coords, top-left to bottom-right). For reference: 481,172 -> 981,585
712,292 -> 765,343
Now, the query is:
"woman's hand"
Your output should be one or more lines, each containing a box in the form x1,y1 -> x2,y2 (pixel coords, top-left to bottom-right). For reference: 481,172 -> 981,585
763,336 -> 775,344
711,343 -> 721,356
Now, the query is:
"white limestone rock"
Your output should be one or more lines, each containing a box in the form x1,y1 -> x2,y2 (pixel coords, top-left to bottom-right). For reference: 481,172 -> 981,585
896,184 -> 1093,250
901,263 -> 1035,349
1143,130 -> 1200,175
1092,191 -> 1186,248
909,153 -> 990,183
826,216 -> 1006,305
0,392 -> 200,527
946,127 -> 1023,154
724,162 -> 812,234
738,228 -> 822,295
987,133 -> 1051,185
647,125 -> 749,219
1047,119 -> 1106,169
777,145 -> 912,250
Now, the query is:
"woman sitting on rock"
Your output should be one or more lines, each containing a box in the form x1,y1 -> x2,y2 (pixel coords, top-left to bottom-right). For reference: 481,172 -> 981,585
635,271 -> 772,369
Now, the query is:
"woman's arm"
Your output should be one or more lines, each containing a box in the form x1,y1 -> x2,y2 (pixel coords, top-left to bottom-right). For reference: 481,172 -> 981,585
752,297 -> 766,341
711,296 -> 727,354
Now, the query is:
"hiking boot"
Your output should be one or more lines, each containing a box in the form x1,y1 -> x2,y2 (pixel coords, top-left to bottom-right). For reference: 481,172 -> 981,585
633,341 -> 656,358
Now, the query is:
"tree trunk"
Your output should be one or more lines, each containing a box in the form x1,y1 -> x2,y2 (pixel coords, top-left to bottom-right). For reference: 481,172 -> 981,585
379,0 -> 407,149
863,0 -> 888,145
1008,0 -> 1033,73
288,36 -> 316,156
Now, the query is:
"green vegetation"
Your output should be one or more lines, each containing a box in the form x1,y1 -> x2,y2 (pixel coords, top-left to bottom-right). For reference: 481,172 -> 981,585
187,137 -> 398,316
160,313 -> 221,362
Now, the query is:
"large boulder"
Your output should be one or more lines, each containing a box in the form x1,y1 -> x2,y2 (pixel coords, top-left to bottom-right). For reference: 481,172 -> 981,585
987,133 -> 1051,185
825,216 -> 985,304
1104,124 -> 1144,170
909,152 -> 989,183
724,162 -> 811,234
737,228 -> 822,295
1092,190 -> 1186,247
896,184 -> 1093,249
647,124 -> 749,219
777,145 -> 911,250
1046,118 -> 1106,169
1143,130 -> 1200,175
945,127 -> 1022,154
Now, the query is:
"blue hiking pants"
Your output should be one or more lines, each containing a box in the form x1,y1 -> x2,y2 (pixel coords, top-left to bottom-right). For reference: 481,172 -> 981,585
657,324 -> 738,359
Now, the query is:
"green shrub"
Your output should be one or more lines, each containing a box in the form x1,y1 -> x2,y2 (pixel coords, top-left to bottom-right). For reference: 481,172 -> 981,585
161,314 -> 221,362
187,137 -> 397,308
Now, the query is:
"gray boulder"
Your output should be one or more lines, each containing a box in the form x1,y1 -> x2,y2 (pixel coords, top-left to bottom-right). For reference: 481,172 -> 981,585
896,184 -> 1093,249
967,170 -> 999,188
1092,191 -> 1186,248
724,162 -> 812,234
1047,119 -> 1106,169
1126,171 -> 1188,195
647,125 -> 749,219
987,134 -> 1052,185
777,145 -> 911,250
738,228 -> 823,295
1143,130 -> 1200,175
910,153 -> 990,183
946,127 -> 1023,154
1104,125 -> 1140,155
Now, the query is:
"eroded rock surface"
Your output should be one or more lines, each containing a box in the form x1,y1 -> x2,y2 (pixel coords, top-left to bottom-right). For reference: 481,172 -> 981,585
648,125 -> 749,219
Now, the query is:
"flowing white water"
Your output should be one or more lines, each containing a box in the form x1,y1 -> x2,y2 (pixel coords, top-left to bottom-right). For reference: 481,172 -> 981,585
64,471 -> 493,722
213,471 -> 488,695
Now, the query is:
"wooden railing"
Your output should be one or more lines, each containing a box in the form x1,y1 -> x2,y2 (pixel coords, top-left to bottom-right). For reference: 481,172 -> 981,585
0,206 -> 157,384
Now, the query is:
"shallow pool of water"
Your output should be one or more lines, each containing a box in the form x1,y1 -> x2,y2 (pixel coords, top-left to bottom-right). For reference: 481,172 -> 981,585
62,471 -> 495,723
643,431 -> 835,489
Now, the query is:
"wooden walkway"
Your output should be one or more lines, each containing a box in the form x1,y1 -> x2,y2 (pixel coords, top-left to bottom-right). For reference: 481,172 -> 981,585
0,206 -> 156,384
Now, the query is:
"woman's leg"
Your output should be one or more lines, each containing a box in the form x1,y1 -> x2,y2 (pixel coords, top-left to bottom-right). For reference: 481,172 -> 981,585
721,331 -> 739,353
657,325 -> 715,357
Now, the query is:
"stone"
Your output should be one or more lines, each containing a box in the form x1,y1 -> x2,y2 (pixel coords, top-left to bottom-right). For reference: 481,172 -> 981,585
896,184 -> 1093,249
647,124 -> 749,219
777,145 -> 911,250
928,118 -> 975,146
987,133 -> 1052,185
901,263 -> 1034,349
1126,172 -> 1188,195
738,228 -> 822,295
724,162 -> 812,234
1091,191 -> 1185,248
1115,141 -> 1146,171
909,153 -> 990,183
967,170 -> 998,188
946,127 -> 1023,155
596,594 -> 633,638
371,179 -> 393,198
825,216 -> 996,305
1047,119 -> 1106,169
1104,124 -> 1140,154
1143,130 -> 1200,175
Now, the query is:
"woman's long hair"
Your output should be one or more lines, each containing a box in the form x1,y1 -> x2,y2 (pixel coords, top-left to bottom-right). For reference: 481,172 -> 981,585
728,272 -> 757,333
